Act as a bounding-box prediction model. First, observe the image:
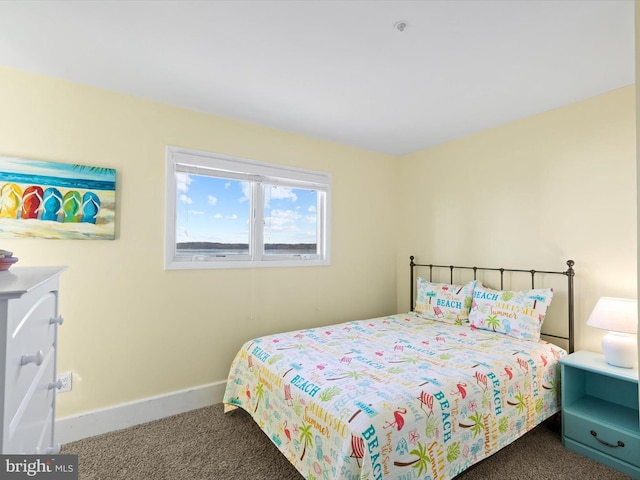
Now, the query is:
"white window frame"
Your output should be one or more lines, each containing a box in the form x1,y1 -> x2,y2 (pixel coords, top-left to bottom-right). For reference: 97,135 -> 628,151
165,146 -> 331,270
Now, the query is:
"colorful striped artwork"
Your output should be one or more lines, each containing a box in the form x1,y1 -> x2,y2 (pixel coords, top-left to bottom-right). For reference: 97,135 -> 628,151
0,156 -> 116,240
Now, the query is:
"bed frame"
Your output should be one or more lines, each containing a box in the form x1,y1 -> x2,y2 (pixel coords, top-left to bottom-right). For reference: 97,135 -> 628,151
410,256 -> 576,353
225,257 -> 575,480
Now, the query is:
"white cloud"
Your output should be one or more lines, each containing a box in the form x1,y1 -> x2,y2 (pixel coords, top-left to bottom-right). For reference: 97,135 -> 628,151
266,186 -> 297,203
240,182 -> 250,203
213,213 -> 238,220
308,205 -> 316,213
176,173 -> 192,193
208,195 -> 217,206
179,193 -> 192,205
265,209 -> 301,231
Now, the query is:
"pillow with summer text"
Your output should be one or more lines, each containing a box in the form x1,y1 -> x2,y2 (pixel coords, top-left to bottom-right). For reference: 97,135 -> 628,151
468,284 -> 554,341
415,278 -> 476,324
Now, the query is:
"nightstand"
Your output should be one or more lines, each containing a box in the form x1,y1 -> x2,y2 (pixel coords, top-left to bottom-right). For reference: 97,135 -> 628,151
560,350 -> 639,479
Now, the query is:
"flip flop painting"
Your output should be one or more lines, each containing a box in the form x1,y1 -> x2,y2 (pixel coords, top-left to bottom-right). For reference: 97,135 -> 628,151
0,156 -> 116,240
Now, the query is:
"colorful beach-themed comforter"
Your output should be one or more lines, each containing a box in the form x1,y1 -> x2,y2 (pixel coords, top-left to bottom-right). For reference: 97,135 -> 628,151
223,313 -> 566,480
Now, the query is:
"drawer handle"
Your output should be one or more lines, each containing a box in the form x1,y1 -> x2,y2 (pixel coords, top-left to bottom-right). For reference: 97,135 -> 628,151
590,430 -> 625,448
50,314 -> 64,325
20,350 -> 44,367
49,379 -> 63,390
46,444 -> 61,454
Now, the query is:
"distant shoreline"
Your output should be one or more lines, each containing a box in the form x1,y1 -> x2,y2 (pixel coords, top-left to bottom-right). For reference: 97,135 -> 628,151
177,242 -> 316,251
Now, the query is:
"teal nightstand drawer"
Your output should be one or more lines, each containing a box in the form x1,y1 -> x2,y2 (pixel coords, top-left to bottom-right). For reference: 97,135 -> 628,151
560,351 -> 640,478
564,411 -> 640,467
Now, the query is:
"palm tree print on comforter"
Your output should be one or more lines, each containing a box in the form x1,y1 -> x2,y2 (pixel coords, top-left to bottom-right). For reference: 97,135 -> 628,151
224,313 -> 565,480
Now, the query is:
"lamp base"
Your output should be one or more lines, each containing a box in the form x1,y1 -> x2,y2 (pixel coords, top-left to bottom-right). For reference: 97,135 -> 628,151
602,332 -> 637,368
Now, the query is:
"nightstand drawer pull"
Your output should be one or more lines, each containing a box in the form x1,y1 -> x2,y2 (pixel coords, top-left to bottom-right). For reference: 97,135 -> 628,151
590,430 -> 625,448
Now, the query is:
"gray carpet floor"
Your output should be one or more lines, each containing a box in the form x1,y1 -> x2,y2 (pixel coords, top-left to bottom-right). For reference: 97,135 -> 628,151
62,404 -> 632,480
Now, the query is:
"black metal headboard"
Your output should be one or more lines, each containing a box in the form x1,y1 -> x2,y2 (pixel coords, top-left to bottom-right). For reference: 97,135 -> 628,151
409,256 -> 575,353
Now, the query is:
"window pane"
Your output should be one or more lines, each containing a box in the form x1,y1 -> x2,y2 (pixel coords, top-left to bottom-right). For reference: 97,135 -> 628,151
166,146 -> 330,269
175,173 -> 250,256
263,184 -> 318,255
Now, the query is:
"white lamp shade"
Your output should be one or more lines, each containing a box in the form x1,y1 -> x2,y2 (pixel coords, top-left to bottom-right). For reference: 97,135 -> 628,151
586,297 -> 637,335
586,297 -> 638,368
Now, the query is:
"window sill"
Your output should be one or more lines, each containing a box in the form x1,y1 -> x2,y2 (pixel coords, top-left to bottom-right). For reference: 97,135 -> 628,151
164,258 -> 331,270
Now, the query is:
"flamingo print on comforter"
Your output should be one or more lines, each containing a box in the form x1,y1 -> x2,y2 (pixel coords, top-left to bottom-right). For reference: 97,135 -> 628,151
224,313 -> 566,480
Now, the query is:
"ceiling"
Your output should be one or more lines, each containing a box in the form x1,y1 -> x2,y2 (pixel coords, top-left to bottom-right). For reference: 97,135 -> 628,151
0,0 -> 634,156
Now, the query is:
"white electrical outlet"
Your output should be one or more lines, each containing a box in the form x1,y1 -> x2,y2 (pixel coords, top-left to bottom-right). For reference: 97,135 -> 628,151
57,372 -> 72,393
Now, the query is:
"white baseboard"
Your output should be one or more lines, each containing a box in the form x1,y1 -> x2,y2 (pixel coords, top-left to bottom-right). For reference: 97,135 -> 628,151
55,380 -> 227,445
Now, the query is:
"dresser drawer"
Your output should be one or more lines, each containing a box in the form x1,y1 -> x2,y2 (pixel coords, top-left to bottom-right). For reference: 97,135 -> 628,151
564,411 -> 640,466
5,347 -> 56,454
6,290 -> 57,422
6,288 -> 58,354
6,276 -> 59,338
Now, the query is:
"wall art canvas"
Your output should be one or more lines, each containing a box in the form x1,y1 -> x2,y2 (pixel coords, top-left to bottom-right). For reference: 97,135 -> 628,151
0,156 -> 116,240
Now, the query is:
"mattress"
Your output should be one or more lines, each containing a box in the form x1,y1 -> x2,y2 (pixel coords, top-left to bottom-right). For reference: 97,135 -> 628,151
223,312 -> 566,480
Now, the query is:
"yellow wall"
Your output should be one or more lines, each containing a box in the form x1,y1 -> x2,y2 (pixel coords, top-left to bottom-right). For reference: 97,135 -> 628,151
396,86 -> 637,354
0,65 -> 636,419
0,66 -> 399,417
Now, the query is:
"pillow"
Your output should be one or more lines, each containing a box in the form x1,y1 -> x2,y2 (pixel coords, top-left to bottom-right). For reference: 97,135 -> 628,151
468,284 -> 554,341
415,278 -> 476,324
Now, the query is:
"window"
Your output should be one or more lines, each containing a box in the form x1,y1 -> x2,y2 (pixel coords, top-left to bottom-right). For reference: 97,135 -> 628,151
165,146 -> 331,269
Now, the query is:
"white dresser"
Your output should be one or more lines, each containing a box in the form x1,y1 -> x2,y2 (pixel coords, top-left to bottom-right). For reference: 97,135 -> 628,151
0,267 -> 65,454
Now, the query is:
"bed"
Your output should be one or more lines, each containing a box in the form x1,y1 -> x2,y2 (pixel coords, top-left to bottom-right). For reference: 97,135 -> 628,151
223,257 -> 575,480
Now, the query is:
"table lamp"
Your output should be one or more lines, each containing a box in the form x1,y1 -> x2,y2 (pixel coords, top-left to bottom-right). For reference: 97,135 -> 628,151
586,297 -> 638,368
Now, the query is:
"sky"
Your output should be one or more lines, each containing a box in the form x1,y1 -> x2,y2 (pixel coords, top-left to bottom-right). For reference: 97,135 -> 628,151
0,156 -> 115,182
175,172 -> 318,245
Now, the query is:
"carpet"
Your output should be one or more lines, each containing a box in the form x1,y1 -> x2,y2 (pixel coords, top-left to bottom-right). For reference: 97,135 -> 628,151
62,404 -> 632,479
